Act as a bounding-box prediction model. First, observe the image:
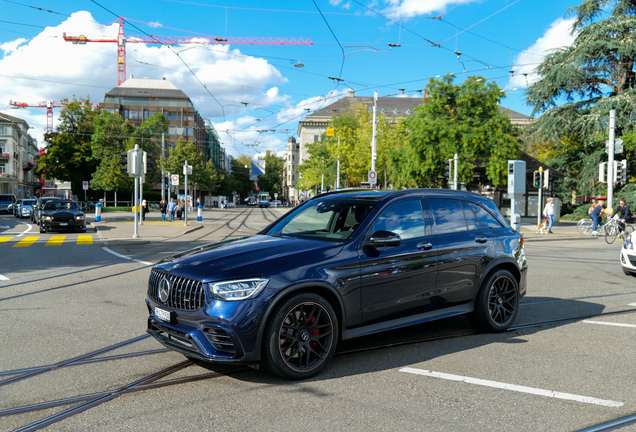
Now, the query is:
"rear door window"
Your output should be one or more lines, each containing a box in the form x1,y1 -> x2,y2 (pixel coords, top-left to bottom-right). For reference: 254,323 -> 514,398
466,201 -> 504,229
461,201 -> 482,231
428,199 -> 468,235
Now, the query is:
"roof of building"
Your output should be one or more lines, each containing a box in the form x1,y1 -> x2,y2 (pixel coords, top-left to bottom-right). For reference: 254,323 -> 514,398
105,77 -> 189,99
0,112 -> 29,125
305,90 -> 532,122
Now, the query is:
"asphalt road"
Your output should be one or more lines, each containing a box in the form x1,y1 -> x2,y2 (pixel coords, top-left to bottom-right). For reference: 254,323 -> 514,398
1,209 -> 636,431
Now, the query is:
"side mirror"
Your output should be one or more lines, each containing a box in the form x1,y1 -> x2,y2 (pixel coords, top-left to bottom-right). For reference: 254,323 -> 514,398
365,230 -> 401,247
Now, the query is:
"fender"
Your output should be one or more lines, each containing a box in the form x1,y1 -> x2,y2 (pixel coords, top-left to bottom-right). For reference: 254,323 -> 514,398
475,257 -> 524,298
254,280 -> 346,356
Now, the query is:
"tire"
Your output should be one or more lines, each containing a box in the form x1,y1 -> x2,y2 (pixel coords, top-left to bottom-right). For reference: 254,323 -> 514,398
470,269 -> 519,332
605,224 -> 618,244
625,225 -> 634,236
577,219 -> 589,234
262,292 -> 338,380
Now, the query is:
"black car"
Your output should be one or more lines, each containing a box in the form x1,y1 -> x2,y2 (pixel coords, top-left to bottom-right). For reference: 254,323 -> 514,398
146,189 -> 527,379
39,200 -> 86,233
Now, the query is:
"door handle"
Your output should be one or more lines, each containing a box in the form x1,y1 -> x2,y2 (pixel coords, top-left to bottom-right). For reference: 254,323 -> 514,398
475,236 -> 488,243
417,242 -> 433,250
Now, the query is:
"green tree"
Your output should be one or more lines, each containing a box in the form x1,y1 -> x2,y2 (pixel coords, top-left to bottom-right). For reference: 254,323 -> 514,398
255,150 -> 284,195
37,98 -> 97,197
219,155 -> 253,198
395,76 -> 520,188
297,142 -> 333,192
161,137 -> 216,190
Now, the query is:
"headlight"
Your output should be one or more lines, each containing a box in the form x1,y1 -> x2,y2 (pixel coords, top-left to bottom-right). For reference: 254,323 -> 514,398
75,214 -> 85,220
209,277 -> 269,301
42,215 -> 52,221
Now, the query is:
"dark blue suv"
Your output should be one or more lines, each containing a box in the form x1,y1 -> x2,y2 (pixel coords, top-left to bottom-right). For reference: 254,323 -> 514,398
146,189 -> 527,379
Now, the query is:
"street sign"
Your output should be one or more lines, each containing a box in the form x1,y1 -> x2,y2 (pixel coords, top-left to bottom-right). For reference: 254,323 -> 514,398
274,193 -> 278,198
18,189 -> 21,194
606,138 -> 624,154
183,165 -> 192,175
326,128 -> 335,137
82,181 -> 89,190
368,170 -> 377,185
171,174 -> 179,185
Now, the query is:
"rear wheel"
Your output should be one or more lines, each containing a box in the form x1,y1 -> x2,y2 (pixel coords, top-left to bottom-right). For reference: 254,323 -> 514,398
262,293 -> 338,380
470,270 -> 519,332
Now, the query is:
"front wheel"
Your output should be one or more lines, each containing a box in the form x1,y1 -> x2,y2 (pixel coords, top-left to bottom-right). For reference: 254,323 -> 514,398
262,293 -> 338,380
605,224 -> 619,244
470,270 -> 519,332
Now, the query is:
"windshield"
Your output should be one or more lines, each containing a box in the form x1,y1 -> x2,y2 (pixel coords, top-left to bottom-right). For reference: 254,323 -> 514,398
43,201 -> 80,211
0,195 -> 13,203
266,197 -> 378,242
22,200 -> 35,206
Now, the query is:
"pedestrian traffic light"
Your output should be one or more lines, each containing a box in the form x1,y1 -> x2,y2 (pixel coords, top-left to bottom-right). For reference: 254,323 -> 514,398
120,152 -> 128,172
533,171 -> 540,187
164,176 -> 169,189
615,159 -> 628,185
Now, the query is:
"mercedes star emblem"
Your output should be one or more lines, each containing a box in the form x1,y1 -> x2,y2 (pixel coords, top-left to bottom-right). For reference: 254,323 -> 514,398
158,277 -> 171,302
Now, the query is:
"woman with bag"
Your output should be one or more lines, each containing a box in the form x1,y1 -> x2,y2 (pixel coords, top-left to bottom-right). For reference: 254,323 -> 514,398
543,197 -> 555,234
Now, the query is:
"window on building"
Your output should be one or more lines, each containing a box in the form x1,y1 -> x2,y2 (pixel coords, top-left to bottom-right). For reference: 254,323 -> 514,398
187,128 -> 193,136
0,126 -> 6,135
124,110 -> 129,119
187,114 -> 194,121
168,112 -> 178,121
314,135 -> 319,143
130,110 -> 139,120
0,140 -> 5,153
0,163 -> 5,173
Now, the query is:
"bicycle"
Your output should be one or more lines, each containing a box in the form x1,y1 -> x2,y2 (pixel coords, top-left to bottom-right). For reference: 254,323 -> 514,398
604,216 -> 635,244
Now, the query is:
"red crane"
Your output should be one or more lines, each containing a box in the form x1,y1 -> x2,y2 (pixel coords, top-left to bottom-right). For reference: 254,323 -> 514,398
9,100 -> 100,133
63,17 -> 314,86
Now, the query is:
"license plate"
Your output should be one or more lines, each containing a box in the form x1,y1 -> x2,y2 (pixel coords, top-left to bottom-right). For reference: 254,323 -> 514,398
155,307 -> 171,322
59,223 -> 68,226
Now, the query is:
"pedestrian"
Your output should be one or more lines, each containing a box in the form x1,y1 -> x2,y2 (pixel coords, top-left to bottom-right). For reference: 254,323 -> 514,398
616,196 -> 631,238
159,199 -> 167,221
167,198 -> 177,222
177,200 -> 182,220
142,199 -> 149,221
542,197 -> 555,234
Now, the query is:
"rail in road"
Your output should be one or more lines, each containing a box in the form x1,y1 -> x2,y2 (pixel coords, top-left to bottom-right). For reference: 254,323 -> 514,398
3,305 -> 636,431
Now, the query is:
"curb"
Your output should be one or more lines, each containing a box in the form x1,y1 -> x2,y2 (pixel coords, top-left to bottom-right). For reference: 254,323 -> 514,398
97,223 -> 203,247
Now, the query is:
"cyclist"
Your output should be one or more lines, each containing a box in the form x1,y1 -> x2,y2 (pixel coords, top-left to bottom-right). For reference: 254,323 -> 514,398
615,197 -> 631,238
590,199 -> 610,235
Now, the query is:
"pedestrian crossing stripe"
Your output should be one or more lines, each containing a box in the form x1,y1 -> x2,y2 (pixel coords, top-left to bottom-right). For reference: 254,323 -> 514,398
0,236 -> 94,247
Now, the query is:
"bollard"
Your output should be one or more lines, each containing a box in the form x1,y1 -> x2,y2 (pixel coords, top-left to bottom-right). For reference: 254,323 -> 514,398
197,205 -> 202,221
95,202 -> 102,222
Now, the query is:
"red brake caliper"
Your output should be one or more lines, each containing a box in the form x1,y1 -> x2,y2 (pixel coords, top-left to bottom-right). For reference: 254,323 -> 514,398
308,316 -> 318,348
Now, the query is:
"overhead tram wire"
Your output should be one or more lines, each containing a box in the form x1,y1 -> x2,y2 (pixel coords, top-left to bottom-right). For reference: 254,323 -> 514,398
89,0 -> 227,122
312,0 -> 346,79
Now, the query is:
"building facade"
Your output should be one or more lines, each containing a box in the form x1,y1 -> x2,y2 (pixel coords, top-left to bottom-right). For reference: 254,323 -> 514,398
0,113 -> 40,198
284,90 -> 535,202
101,77 -> 206,153
204,119 -> 227,173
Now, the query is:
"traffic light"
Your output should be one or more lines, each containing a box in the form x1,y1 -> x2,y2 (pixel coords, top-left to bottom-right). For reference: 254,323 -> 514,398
599,162 -> 607,183
164,174 -> 170,189
543,169 -> 551,189
443,159 -> 451,180
121,152 -> 128,172
533,171 -> 540,187
615,159 -> 628,185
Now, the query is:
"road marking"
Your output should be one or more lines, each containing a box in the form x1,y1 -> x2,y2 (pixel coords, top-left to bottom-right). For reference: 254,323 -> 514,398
0,237 -> 10,243
399,368 -> 624,407
13,219 -> 32,237
101,247 -> 152,266
583,320 -> 636,329
45,235 -> 66,246
77,235 -> 93,245
628,303 -> 636,307
12,236 -> 40,248
0,274 -> 8,281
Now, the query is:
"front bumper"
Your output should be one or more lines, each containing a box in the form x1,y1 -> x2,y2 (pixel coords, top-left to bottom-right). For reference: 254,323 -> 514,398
41,219 -> 85,231
620,247 -> 636,273
145,297 -> 265,364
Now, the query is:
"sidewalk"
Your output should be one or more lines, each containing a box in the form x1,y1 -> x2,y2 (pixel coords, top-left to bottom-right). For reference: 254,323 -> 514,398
519,219 -> 591,242
91,208 -> 210,246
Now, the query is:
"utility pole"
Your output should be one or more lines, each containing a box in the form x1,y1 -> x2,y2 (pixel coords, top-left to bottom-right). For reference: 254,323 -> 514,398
336,136 -> 341,190
161,133 -> 165,201
321,156 -> 325,193
608,110 -> 616,210
371,90 -> 378,175
184,160 -> 190,226
133,144 -> 139,239
537,166 -> 543,227
453,153 -> 458,190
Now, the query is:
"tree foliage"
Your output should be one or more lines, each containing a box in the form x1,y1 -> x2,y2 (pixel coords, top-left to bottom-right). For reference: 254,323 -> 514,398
255,150 -> 285,195
219,155 -> 253,197
161,136 -> 221,190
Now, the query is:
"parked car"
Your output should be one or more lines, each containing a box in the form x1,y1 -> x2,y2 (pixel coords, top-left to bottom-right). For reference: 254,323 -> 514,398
15,198 -> 36,219
0,194 -> 15,214
621,233 -> 636,276
258,200 -> 270,208
146,189 -> 527,379
270,200 -> 282,208
39,200 -> 86,233
31,196 -> 65,224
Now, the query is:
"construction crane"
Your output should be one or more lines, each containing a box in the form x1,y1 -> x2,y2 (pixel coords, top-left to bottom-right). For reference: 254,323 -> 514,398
63,17 -> 314,86
9,100 -> 100,133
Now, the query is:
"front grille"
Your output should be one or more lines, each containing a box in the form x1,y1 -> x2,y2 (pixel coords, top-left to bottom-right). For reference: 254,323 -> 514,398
53,216 -> 73,222
148,269 -> 205,310
149,319 -> 203,353
629,256 -> 636,267
204,327 -> 237,355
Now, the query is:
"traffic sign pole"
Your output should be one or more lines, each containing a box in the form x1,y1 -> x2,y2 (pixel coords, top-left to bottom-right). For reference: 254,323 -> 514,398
608,110 -> 615,210
133,144 -> 139,239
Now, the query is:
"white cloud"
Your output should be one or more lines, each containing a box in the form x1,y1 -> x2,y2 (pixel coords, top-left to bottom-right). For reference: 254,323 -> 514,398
507,17 -> 576,90
382,0 -> 478,18
0,11 -> 290,147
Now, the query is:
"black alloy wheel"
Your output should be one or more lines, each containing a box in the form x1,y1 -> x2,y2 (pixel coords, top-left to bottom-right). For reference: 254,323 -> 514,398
471,269 -> 519,332
263,293 -> 338,380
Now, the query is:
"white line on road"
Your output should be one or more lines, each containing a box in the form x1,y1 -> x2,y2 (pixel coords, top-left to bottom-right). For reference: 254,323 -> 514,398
13,219 -> 32,237
628,302 -> 636,307
583,320 -> 636,329
0,274 -> 9,281
399,367 -> 623,407
101,247 -> 153,266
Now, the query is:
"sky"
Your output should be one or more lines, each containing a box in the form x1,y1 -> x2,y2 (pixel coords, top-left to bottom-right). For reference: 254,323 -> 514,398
0,0 -> 581,158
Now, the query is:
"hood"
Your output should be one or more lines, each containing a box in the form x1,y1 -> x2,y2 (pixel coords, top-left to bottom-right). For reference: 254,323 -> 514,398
154,235 -> 344,282
42,210 -> 83,217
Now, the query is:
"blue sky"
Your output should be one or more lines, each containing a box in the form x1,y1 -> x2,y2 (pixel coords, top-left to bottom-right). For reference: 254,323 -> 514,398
0,0 -> 581,156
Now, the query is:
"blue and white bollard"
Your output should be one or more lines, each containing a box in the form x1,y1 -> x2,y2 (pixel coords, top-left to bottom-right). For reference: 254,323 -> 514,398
95,203 -> 102,222
197,205 -> 202,221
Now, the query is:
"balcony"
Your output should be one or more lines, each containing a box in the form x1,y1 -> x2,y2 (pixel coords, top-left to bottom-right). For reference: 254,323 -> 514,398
23,161 -> 35,171
0,152 -> 9,160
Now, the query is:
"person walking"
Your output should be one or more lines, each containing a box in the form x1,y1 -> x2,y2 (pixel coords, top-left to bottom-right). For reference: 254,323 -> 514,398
142,199 -> 149,222
543,197 -> 555,234
177,199 -> 183,220
159,200 -> 167,221
167,198 -> 177,222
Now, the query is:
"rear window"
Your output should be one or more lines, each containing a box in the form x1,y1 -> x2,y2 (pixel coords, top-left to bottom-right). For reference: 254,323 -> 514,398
0,195 -> 13,202
22,200 -> 36,205
428,198 -> 468,235
466,201 -> 504,229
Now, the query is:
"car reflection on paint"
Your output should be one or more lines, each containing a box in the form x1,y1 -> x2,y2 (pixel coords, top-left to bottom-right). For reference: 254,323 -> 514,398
146,189 -> 527,380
